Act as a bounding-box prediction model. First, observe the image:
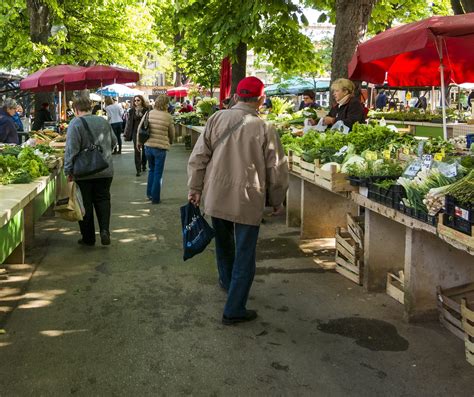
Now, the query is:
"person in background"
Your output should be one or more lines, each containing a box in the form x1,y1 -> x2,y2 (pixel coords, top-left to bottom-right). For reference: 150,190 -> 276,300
323,78 -> 365,131
137,94 -> 174,204
467,90 -> 474,109
32,102 -> 53,131
12,104 -> 24,131
121,101 -> 130,130
262,97 -> 273,111
375,89 -> 387,110
63,95 -> 117,246
66,101 -> 75,121
92,101 -> 103,115
167,99 -> 176,114
298,90 -> 320,110
179,100 -> 194,113
104,96 -> 124,154
187,76 -> 288,325
415,95 -> 428,110
0,98 -> 19,144
124,95 -> 148,176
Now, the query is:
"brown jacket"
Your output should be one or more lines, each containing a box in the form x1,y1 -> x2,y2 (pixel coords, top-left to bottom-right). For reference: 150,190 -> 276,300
137,109 -> 175,149
187,102 -> 288,226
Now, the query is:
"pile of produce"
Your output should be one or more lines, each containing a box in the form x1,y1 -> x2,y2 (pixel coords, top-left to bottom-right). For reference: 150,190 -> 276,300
0,146 -> 59,185
444,169 -> 474,208
173,112 -> 203,126
29,129 -> 66,144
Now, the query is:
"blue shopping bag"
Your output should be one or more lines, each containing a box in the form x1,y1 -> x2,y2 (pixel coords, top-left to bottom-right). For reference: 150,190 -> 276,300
180,202 -> 215,261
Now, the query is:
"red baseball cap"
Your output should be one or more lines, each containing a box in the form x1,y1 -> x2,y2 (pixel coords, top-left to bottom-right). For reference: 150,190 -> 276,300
236,76 -> 265,98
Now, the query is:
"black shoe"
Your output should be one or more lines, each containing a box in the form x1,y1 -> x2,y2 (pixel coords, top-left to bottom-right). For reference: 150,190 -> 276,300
78,239 -> 95,246
136,172 -> 141,177
222,310 -> 257,325
100,230 -> 111,246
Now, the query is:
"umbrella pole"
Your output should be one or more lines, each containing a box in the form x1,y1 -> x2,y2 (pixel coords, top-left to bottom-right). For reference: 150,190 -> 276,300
437,37 -> 448,140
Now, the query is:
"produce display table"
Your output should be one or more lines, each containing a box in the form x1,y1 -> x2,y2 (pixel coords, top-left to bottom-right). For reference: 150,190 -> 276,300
0,168 -> 63,264
287,170 -> 474,322
381,119 -> 463,138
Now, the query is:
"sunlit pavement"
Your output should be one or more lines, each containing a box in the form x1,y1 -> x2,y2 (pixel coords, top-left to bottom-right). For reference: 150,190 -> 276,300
0,141 -> 473,395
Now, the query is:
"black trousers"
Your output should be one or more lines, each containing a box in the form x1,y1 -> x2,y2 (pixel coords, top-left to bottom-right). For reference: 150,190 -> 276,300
111,122 -> 122,152
132,136 -> 147,172
76,177 -> 113,244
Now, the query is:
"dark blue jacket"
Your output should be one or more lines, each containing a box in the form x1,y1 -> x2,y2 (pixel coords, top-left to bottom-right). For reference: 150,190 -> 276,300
11,112 -> 24,131
0,109 -> 19,144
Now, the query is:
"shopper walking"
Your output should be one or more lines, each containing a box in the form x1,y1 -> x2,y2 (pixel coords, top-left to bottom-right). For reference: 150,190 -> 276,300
64,95 -> 117,246
105,96 -> 124,154
124,95 -> 148,176
187,76 -> 288,325
137,94 -> 175,204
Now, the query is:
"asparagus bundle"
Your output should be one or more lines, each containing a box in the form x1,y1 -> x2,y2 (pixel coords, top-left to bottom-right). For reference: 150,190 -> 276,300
445,169 -> 474,207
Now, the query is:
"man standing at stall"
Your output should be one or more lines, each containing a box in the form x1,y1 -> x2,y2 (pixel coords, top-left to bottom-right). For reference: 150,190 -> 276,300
187,76 -> 288,325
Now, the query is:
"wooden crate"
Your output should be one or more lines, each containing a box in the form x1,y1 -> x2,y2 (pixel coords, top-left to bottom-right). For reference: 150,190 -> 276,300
300,159 -> 316,182
313,160 -> 356,192
461,298 -> 474,366
387,271 -> 404,304
347,213 -> 364,246
437,220 -> 474,250
335,227 -> 363,285
436,283 -> 474,340
288,151 -> 301,175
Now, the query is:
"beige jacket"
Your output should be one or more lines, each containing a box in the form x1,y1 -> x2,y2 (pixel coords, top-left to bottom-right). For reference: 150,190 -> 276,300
137,109 -> 175,149
187,102 -> 288,226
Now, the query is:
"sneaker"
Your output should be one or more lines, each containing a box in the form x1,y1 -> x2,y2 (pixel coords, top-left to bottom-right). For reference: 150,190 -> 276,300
222,310 -> 258,325
100,230 -> 111,246
78,239 -> 95,246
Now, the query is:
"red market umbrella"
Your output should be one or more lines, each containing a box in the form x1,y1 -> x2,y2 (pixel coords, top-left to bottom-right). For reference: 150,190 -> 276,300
20,64 -> 87,92
219,57 -> 232,109
167,86 -> 188,98
63,65 -> 139,88
348,13 -> 474,138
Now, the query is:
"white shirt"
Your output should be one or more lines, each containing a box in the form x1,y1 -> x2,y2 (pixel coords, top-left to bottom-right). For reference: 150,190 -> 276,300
105,103 -> 124,124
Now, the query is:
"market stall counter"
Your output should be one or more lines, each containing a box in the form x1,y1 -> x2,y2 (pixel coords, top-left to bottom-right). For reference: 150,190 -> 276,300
0,168 -> 64,264
286,169 -> 474,323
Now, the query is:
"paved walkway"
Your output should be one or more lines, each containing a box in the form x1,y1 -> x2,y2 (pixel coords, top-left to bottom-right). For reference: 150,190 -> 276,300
0,142 -> 473,396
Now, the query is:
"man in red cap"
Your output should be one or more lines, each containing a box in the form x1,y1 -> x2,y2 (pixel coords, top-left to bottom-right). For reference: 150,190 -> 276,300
187,76 -> 288,325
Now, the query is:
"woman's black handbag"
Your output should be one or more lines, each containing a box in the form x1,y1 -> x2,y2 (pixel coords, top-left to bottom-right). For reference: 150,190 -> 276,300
180,202 -> 215,261
138,111 -> 150,145
72,117 -> 109,178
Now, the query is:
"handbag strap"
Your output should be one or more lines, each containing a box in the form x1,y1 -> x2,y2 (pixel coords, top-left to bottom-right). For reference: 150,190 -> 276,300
213,113 -> 247,149
142,111 -> 150,129
78,117 -> 98,146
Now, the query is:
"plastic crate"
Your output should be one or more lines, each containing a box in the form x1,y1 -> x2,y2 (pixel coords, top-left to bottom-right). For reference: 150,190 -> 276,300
443,213 -> 472,236
445,196 -> 474,224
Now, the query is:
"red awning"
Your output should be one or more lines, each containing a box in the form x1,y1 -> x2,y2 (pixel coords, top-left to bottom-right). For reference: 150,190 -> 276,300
348,13 -> 474,86
20,64 -> 87,92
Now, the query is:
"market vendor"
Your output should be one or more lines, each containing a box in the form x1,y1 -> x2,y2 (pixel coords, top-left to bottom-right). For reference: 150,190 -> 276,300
32,102 -> 53,131
298,90 -> 320,110
322,78 -> 365,131
0,98 -> 19,144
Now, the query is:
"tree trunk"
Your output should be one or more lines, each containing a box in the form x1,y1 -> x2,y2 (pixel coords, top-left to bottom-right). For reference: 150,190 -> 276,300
230,42 -> 247,95
330,0 -> 376,84
174,32 -> 184,86
26,0 -> 55,118
451,0 -> 474,13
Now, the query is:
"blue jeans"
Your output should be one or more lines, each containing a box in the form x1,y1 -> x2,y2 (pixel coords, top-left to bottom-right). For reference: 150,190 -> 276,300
211,217 -> 260,318
144,146 -> 167,203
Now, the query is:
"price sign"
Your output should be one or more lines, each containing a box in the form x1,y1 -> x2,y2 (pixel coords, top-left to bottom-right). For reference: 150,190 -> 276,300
434,152 -> 444,161
383,150 -> 391,159
335,145 -> 348,156
440,163 -> 457,178
365,151 -> 378,161
421,154 -> 433,169
403,162 -> 422,178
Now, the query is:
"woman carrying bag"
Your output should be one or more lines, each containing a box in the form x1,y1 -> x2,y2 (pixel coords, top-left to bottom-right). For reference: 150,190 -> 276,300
124,95 -> 149,176
64,95 -> 117,246
137,94 -> 175,204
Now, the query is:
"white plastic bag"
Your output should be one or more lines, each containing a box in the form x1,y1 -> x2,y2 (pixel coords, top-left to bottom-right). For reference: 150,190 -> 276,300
314,117 -> 328,132
330,120 -> 350,134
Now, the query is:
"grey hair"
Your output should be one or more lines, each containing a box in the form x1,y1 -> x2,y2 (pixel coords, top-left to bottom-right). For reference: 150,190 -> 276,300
3,98 -> 17,110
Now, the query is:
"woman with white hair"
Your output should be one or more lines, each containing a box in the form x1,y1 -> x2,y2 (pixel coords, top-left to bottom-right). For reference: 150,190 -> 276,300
0,98 -> 19,144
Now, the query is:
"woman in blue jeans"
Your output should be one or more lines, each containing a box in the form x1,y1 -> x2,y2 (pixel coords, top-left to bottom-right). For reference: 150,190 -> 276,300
137,95 -> 175,203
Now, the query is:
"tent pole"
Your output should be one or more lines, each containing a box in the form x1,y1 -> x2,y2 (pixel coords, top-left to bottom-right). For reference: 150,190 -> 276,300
436,37 -> 448,140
